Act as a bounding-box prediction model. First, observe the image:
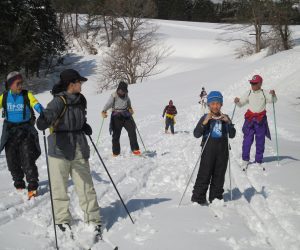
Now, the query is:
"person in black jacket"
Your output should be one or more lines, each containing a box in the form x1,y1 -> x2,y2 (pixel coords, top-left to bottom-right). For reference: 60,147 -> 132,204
191,91 -> 236,205
37,69 -> 102,238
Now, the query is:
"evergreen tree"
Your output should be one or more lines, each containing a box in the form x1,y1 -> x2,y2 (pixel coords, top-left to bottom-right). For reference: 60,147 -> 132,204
0,0 -> 66,78
191,0 -> 217,22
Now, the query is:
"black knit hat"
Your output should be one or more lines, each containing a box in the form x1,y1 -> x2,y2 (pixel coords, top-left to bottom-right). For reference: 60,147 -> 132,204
117,81 -> 128,93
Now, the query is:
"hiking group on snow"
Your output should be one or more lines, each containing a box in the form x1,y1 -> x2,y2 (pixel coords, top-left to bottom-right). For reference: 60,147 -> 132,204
0,69 -> 277,247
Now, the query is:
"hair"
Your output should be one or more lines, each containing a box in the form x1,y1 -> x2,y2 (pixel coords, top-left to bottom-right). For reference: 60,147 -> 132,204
51,79 -> 70,95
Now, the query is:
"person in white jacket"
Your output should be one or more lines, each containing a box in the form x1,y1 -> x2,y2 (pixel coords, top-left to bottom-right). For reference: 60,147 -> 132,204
234,75 -> 277,169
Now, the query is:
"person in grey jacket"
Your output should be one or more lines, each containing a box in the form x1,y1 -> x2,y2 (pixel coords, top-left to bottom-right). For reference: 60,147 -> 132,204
37,69 -> 102,238
102,81 -> 140,156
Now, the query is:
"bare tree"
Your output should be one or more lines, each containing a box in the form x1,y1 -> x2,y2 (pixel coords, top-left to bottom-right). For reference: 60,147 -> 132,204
267,0 -> 297,54
99,0 -> 170,91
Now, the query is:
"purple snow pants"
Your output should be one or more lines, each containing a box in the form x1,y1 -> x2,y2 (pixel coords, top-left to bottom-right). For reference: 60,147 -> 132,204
242,116 -> 271,164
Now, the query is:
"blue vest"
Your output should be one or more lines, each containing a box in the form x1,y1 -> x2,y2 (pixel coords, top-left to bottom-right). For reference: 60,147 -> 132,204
5,91 -> 31,123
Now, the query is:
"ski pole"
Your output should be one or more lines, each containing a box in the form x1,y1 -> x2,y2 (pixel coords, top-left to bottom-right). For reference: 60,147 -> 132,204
272,97 -> 279,165
179,132 -> 211,206
231,103 -> 237,121
227,132 -> 233,201
93,118 -> 105,156
42,131 -> 59,250
131,116 -> 147,152
88,135 -> 135,224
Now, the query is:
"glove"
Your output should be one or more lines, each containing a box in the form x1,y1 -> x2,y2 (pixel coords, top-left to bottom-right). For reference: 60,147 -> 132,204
102,111 -> 108,118
128,108 -> 134,115
162,114 -> 164,118
83,123 -> 92,136
36,112 -> 49,131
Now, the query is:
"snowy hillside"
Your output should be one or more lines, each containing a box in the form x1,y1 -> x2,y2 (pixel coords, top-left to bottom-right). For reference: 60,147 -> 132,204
0,20 -> 300,250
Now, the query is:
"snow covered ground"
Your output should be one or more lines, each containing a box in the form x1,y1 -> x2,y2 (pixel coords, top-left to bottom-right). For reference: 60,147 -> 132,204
0,20 -> 300,250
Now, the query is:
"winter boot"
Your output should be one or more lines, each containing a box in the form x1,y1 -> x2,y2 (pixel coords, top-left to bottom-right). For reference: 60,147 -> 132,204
191,196 -> 208,206
133,150 -> 141,156
57,223 -> 73,239
28,190 -> 38,200
94,225 -> 103,242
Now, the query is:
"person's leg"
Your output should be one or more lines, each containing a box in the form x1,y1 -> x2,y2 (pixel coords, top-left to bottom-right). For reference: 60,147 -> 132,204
170,120 -> 175,134
242,120 -> 255,162
165,118 -> 170,132
70,149 -> 101,225
5,138 -> 25,189
254,122 -> 266,164
19,132 -> 39,191
209,142 -> 228,202
124,118 -> 140,151
49,156 -> 72,224
112,116 -> 123,155
192,142 -> 216,204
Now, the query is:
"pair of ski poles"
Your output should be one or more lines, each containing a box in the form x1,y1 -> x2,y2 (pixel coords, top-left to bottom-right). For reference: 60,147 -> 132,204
42,115 -> 146,249
178,103 -> 239,206
93,115 -> 148,154
179,99 -> 279,205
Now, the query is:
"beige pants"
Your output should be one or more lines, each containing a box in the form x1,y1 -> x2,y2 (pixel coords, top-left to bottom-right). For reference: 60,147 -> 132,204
49,147 -> 101,225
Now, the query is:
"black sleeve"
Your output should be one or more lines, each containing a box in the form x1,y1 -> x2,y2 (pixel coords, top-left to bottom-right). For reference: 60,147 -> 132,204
162,106 -> 167,117
228,123 -> 236,139
36,97 -> 65,131
174,106 -> 178,115
193,115 -> 208,138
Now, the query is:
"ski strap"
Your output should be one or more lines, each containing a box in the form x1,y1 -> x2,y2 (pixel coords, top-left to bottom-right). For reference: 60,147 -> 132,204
49,96 -> 67,134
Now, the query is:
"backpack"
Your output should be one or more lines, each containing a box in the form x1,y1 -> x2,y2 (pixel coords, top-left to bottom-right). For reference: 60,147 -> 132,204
1,90 -> 36,124
50,94 -> 87,133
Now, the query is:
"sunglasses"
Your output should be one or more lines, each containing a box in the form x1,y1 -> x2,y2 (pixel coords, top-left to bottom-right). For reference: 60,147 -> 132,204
74,80 -> 83,85
250,82 -> 260,85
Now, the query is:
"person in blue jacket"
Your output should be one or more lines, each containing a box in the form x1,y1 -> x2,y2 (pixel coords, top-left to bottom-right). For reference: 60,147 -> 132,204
0,72 -> 43,199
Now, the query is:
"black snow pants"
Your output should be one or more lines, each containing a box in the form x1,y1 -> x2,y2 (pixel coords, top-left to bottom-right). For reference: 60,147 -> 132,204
192,138 -> 229,203
111,115 -> 139,155
5,124 -> 40,190
165,117 -> 175,134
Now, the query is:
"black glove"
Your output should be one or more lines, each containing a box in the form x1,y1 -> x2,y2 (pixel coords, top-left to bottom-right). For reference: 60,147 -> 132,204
83,123 -> 92,136
36,112 -> 49,131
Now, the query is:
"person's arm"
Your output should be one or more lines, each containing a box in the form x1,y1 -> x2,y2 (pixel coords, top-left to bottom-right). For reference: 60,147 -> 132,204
127,96 -> 132,109
194,115 -> 208,138
0,94 -> 3,109
28,91 -> 44,114
265,90 -> 277,104
162,106 -> 167,117
221,114 -> 236,138
235,91 -> 249,107
174,106 -> 178,115
102,94 -> 114,112
36,97 -> 65,130
228,123 -> 236,139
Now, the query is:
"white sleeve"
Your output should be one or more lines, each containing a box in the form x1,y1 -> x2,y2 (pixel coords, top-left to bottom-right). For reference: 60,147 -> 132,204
265,90 -> 277,104
237,91 -> 250,107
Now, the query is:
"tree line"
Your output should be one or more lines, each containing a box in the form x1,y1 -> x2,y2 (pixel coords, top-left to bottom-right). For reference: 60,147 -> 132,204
1,0 -> 300,88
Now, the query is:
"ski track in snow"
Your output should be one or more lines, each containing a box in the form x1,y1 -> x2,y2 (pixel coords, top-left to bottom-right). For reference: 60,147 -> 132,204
0,97 -> 300,250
